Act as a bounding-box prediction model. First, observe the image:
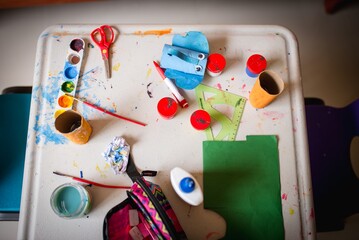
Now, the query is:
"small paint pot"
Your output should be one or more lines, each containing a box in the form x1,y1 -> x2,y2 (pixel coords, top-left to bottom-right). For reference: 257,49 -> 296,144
50,182 -> 92,219
157,97 -> 178,119
61,81 -> 75,93
206,53 -> 226,77
70,38 -> 85,52
190,109 -> 211,130
58,94 -> 74,108
68,53 -> 81,65
249,70 -> 285,109
54,110 -> 92,144
64,66 -> 78,80
246,54 -> 267,78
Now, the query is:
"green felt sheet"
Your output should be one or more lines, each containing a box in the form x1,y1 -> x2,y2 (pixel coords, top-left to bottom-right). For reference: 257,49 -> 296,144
203,135 -> 284,240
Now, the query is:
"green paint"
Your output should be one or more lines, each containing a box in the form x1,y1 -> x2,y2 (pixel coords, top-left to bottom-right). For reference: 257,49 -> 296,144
61,81 -> 75,93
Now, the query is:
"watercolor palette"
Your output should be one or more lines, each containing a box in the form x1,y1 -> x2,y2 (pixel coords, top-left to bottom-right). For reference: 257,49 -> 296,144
55,38 -> 86,118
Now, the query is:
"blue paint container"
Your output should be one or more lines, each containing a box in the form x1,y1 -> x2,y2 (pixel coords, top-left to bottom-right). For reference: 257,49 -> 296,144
50,183 -> 92,219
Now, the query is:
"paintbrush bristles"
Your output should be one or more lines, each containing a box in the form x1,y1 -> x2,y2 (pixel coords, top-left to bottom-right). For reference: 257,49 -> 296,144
53,171 -> 73,178
64,94 -> 82,103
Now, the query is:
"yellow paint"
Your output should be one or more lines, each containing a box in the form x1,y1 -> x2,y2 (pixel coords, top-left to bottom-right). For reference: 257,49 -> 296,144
96,164 -> 107,178
112,102 -> 117,112
104,163 -> 110,170
112,63 -> 121,71
72,160 -> 79,169
289,208 -> 295,215
146,68 -> 152,78
54,109 -> 65,118
134,28 -> 172,36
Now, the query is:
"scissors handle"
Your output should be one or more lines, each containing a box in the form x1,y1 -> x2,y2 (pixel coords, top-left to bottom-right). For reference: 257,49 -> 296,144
91,25 -> 114,59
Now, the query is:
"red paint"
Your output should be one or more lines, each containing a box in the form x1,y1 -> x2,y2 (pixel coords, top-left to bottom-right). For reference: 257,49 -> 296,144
281,193 -> 288,200
157,97 -> 178,119
246,54 -> 267,74
207,53 -> 226,75
190,110 -> 211,130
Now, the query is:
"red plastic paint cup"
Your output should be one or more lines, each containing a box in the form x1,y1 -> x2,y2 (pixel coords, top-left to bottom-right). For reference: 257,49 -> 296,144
206,53 -> 226,77
190,110 -> 211,130
246,54 -> 267,77
157,97 -> 178,119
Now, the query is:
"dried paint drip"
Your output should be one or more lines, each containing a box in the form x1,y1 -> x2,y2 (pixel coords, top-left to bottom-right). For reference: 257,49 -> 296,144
70,38 -> 84,52
61,81 -> 75,93
58,95 -> 74,108
157,97 -> 178,119
102,136 -> 130,175
190,109 -> 211,130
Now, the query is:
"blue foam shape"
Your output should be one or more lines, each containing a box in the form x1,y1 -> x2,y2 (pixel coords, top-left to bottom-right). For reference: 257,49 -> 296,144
172,31 -> 209,54
161,44 -> 207,76
160,31 -> 209,90
165,69 -> 203,90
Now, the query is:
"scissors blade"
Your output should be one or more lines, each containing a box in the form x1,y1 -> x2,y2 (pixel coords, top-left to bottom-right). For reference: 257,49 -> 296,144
103,57 -> 111,79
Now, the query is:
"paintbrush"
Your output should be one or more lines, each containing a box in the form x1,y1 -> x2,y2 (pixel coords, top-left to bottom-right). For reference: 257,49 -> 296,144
67,94 -> 147,127
53,171 -> 131,189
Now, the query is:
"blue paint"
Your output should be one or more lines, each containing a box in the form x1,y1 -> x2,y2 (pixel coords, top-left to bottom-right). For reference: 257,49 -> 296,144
246,67 -> 259,78
31,74 -> 68,145
33,115 -> 67,145
55,186 -> 82,214
41,32 -> 50,38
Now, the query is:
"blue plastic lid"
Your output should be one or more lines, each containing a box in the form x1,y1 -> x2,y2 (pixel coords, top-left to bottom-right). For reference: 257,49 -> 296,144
180,177 -> 195,193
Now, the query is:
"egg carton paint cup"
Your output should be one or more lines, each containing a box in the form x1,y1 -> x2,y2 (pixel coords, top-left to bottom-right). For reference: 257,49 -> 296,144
54,110 -> 92,144
50,183 -> 92,219
249,70 -> 284,109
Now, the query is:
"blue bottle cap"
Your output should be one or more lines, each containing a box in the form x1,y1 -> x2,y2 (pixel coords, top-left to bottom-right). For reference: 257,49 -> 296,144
180,177 -> 195,193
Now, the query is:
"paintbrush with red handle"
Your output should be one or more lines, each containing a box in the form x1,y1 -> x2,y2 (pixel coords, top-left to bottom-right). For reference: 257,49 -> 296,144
67,94 -> 147,127
53,171 -> 131,189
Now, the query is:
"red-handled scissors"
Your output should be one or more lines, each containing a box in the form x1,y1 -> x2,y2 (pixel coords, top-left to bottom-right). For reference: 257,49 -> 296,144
91,25 -> 114,79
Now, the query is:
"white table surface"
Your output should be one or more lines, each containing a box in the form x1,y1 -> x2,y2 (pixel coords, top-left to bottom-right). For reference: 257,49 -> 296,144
1,1 -> 358,240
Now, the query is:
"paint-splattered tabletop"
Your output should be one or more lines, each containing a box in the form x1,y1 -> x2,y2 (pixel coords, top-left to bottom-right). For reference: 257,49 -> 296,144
18,25 -> 314,240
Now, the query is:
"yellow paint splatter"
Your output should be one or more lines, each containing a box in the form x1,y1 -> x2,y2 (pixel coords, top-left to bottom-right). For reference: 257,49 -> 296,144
112,63 -> 121,71
72,160 -> 79,169
104,163 -> 111,170
133,28 -> 172,36
146,68 -> 152,78
112,102 -> 117,112
289,208 -> 295,215
96,164 -> 107,178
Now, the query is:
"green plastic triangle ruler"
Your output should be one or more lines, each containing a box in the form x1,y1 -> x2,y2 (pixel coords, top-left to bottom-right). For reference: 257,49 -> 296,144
195,84 -> 246,141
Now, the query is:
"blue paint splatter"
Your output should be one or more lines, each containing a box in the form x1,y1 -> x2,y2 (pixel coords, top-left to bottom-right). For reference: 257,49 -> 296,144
33,114 -> 67,145
41,32 -> 50,38
31,73 -> 68,145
